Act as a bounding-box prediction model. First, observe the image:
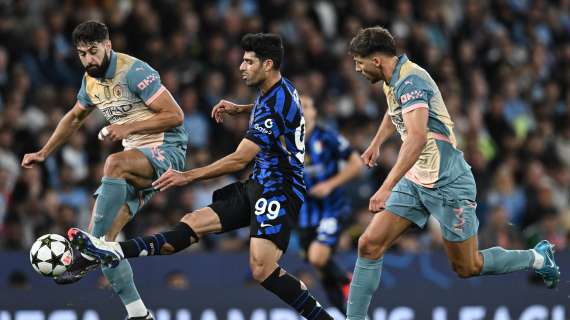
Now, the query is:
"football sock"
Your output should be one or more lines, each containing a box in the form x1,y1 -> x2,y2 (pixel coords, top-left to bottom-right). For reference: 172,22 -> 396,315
320,259 -> 349,313
346,256 -> 383,320
261,267 -> 332,320
479,247 -> 534,275
119,222 -> 198,258
92,177 -> 144,318
91,177 -> 128,237
102,261 -> 147,317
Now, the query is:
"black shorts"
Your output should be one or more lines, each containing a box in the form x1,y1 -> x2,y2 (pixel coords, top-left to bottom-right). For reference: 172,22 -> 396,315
297,216 -> 346,253
208,180 -> 303,252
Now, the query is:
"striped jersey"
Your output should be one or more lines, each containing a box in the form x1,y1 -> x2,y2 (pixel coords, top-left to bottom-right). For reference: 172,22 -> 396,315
299,125 -> 353,228
245,77 -> 306,202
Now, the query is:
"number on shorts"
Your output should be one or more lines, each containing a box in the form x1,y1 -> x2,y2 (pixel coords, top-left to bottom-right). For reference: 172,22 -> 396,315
254,198 -> 281,220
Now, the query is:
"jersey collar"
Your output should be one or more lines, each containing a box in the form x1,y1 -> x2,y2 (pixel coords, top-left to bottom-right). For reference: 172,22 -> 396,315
388,54 -> 408,87
260,77 -> 283,100
103,50 -> 118,79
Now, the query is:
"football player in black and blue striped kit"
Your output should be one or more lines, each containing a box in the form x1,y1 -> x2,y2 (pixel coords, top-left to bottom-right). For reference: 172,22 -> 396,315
69,33 -> 334,320
298,95 -> 362,314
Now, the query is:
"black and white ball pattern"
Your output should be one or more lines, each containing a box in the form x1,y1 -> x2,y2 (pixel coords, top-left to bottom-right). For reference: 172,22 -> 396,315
29,234 -> 73,277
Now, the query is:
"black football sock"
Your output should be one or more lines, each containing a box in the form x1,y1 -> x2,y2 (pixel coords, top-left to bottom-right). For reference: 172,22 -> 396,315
119,222 -> 198,258
261,267 -> 333,320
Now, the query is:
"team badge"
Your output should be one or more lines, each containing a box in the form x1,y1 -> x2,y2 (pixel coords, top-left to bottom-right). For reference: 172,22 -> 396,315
113,85 -> 123,98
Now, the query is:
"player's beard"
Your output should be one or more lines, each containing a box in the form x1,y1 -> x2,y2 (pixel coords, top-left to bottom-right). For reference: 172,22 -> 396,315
85,51 -> 111,78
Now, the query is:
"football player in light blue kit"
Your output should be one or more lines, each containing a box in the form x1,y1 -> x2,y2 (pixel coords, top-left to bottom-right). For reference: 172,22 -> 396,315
344,26 -> 560,320
21,21 -> 187,320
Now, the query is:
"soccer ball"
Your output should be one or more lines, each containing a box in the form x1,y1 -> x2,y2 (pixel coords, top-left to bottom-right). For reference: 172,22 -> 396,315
29,234 -> 73,277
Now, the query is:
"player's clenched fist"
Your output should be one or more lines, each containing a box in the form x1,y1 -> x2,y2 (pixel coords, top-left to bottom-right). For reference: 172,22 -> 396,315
98,124 -> 131,141
152,168 -> 190,192
361,143 -> 380,168
21,152 -> 46,168
211,100 -> 241,123
369,188 -> 390,213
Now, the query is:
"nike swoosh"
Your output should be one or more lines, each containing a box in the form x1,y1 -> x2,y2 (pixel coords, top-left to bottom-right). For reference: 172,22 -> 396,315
260,223 -> 272,228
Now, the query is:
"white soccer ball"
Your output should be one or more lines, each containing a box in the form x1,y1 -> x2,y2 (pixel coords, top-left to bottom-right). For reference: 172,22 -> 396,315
29,234 -> 73,277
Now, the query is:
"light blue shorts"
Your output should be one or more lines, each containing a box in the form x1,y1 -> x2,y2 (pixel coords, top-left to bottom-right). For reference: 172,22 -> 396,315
385,172 -> 478,242
94,144 -> 187,215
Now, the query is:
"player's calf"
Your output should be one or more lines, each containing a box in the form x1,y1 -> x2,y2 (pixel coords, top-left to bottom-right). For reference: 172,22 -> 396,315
451,260 -> 483,278
261,267 -> 333,320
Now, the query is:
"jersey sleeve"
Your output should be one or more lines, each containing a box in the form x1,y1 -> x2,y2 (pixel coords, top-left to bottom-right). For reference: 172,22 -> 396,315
245,106 -> 284,147
126,60 -> 166,105
76,75 -> 94,109
395,75 -> 432,113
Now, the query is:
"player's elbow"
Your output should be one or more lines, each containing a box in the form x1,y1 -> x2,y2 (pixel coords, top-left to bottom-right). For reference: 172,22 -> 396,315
172,109 -> 184,127
409,132 -> 427,147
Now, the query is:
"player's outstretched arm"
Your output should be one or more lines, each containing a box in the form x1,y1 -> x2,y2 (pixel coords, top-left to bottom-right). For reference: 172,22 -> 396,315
22,102 -> 93,168
152,138 -> 260,191
211,99 -> 254,123
309,152 -> 363,198
362,111 -> 396,168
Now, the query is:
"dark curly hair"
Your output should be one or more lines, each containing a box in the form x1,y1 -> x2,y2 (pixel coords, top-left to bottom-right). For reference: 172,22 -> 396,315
241,33 -> 284,70
72,20 -> 109,47
348,26 -> 396,57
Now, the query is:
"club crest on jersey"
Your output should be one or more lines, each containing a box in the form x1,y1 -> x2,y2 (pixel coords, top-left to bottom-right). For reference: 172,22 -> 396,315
113,85 -> 123,98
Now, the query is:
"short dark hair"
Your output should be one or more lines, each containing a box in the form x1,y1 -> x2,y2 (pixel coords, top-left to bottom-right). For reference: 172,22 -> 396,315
348,26 -> 396,57
72,20 -> 109,47
241,33 -> 284,70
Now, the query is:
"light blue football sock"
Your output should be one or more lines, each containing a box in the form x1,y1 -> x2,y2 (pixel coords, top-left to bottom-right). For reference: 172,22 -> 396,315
346,256 -> 383,320
479,247 -> 534,275
92,177 -> 128,236
92,177 -> 146,317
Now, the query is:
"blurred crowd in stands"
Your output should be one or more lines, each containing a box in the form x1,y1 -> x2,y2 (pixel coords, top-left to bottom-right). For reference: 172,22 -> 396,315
0,0 -> 569,258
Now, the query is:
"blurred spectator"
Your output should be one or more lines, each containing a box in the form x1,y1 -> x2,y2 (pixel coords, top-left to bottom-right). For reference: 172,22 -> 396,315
479,206 -> 524,250
165,271 -> 190,290
524,209 -> 567,251
486,166 -> 526,225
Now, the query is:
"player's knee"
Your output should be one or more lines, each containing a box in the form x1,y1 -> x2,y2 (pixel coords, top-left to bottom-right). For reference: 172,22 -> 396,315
159,243 -> 176,255
104,153 -> 128,178
249,260 -> 274,283
308,252 -> 327,269
357,234 -> 385,259
180,212 -> 205,238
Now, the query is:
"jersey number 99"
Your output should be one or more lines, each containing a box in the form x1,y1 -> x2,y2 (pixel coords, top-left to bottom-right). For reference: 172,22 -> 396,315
254,198 -> 281,220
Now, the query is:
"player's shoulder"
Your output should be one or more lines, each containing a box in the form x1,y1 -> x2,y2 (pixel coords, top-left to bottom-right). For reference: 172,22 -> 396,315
394,75 -> 433,103
262,77 -> 301,118
315,125 -> 342,144
80,72 -> 98,94
119,53 -> 157,75
396,61 -> 434,91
